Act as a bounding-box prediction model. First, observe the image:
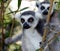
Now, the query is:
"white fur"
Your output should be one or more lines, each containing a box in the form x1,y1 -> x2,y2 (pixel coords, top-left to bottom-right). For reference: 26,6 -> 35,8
35,12 -> 43,19
39,3 -> 53,15
20,13 -> 42,51
22,28 -> 42,51
20,14 -> 40,29
36,2 -> 54,18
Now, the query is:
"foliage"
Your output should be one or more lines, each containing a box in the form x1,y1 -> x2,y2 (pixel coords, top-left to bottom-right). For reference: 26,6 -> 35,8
8,44 -> 22,51
0,0 -> 28,51
7,7 -> 29,14
18,0 -> 22,9
0,0 -> 1,1
36,48 -> 40,51
54,0 -> 60,10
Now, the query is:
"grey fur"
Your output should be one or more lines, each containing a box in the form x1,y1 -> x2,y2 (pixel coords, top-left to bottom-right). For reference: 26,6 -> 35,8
36,1 -> 60,51
20,11 -> 35,17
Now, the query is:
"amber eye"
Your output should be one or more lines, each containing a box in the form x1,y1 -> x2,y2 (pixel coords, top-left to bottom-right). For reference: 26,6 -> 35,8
28,17 -> 34,23
21,18 -> 25,23
47,7 -> 50,10
40,6 -> 45,10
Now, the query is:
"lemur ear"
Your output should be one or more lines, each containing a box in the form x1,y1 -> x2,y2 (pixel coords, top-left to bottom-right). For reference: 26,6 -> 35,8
36,1 -> 40,8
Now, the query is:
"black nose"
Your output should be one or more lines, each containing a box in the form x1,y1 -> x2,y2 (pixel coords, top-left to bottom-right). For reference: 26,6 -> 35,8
43,10 -> 48,15
23,23 -> 30,29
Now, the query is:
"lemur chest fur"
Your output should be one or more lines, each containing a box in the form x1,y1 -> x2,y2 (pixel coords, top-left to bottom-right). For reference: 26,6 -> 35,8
22,28 -> 42,50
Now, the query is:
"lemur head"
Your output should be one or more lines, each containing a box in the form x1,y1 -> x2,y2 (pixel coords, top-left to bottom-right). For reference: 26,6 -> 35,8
20,11 -> 42,29
36,1 -> 54,20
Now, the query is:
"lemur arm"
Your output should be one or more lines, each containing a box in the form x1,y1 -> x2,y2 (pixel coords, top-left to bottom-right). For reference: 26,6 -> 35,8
5,32 -> 23,44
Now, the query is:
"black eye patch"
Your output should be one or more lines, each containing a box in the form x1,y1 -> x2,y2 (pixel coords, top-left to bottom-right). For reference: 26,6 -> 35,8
47,7 -> 50,10
40,6 -> 45,10
28,17 -> 34,23
21,18 -> 25,23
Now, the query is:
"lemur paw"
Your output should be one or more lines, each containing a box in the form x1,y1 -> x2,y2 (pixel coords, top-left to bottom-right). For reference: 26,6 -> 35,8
5,37 -> 12,44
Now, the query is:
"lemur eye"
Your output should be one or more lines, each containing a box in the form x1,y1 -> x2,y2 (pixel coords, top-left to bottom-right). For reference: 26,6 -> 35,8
21,18 -> 25,23
47,7 -> 50,10
28,17 -> 34,23
41,6 -> 45,10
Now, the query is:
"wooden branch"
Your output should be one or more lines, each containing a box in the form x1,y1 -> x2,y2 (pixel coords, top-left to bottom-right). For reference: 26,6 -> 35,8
0,5 -> 2,51
40,0 -> 54,51
48,32 -> 60,44
10,18 -> 15,37
1,0 -> 5,51
5,0 -> 12,9
9,8 -> 16,37
44,32 -> 60,51
42,0 -> 54,42
39,31 -> 60,51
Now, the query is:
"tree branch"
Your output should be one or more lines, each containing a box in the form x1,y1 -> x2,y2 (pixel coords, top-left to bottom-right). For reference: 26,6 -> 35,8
40,0 -> 54,51
1,0 -> 5,51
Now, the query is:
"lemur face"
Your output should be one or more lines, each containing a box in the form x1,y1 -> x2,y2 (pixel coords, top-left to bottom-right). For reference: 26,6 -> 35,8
20,11 -> 39,29
36,2 -> 54,19
40,3 -> 50,15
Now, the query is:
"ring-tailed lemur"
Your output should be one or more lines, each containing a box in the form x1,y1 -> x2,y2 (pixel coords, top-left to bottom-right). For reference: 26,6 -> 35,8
36,1 -> 55,22
5,11 -> 44,51
36,1 -> 60,51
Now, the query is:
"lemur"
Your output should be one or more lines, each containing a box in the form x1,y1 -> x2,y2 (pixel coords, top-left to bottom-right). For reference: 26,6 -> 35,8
36,1 -> 60,51
5,11 -> 44,51
36,1 -> 55,21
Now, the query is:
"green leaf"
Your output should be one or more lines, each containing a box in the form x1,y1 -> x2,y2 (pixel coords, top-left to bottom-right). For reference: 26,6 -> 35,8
5,31 -> 10,38
20,7 -> 29,11
0,0 -> 2,2
6,7 -> 29,14
7,8 -> 18,14
36,48 -> 40,51
18,0 -> 22,9
6,11 -> 16,14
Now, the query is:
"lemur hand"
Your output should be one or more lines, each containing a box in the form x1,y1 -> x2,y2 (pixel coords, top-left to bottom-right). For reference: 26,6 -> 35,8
5,37 -> 12,44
